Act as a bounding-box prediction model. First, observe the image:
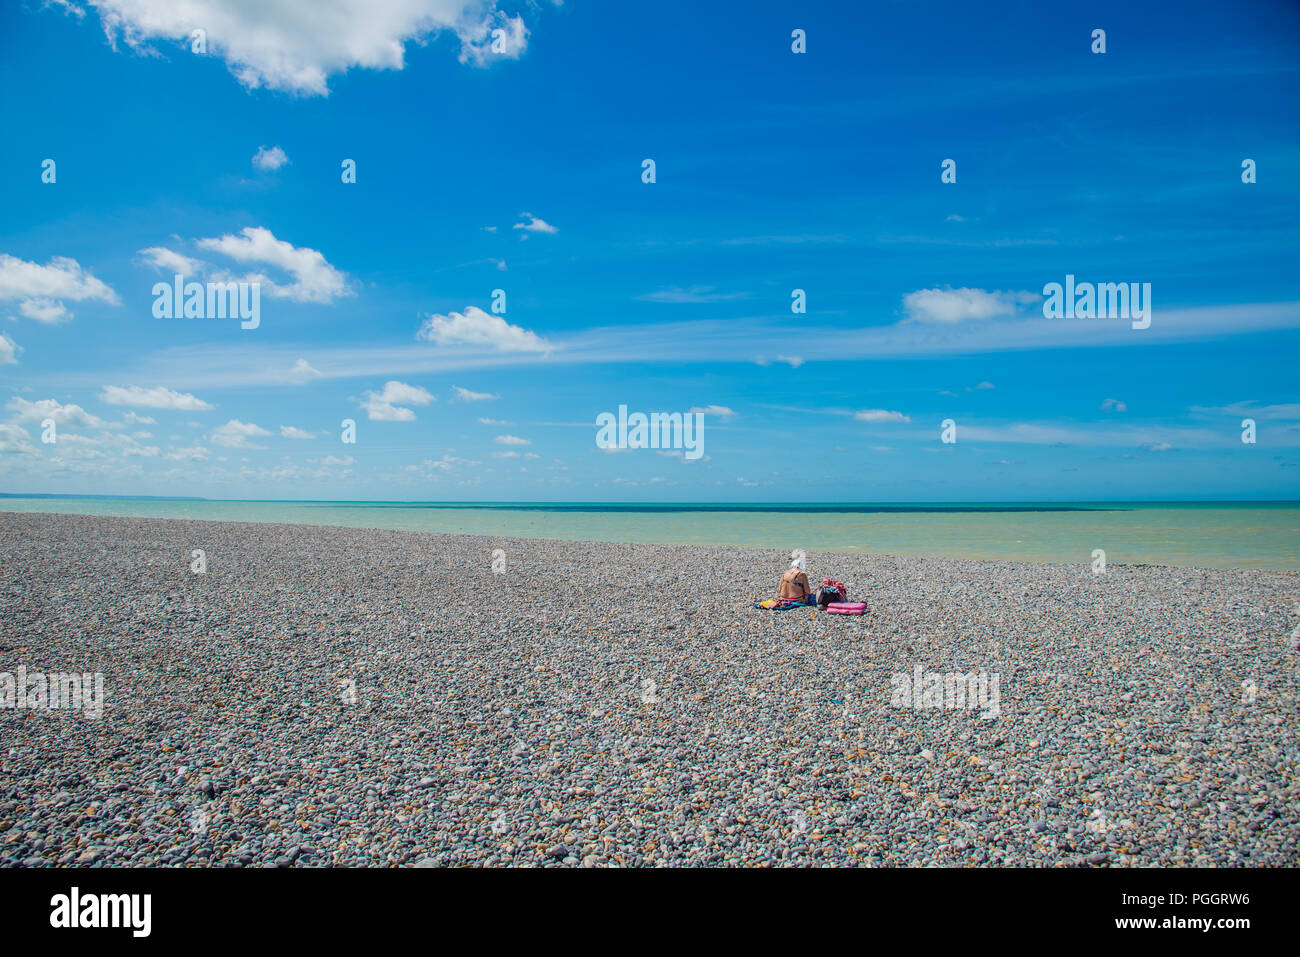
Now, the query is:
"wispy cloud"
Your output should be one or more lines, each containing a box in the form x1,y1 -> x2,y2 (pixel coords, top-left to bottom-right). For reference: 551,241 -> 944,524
0,333 -> 19,365
138,246 -> 203,275
636,285 -> 749,304
854,409 -> 911,424
513,212 -> 557,236
288,358 -> 322,383
689,405 -> 737,419
53,302 -> 1300,391
1190,401 -> 1300,420
451,385 -> 499,401
100,385 -> 213,410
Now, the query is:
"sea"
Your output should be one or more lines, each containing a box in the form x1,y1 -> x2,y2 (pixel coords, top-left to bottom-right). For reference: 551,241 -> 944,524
2,497 -> 1298,571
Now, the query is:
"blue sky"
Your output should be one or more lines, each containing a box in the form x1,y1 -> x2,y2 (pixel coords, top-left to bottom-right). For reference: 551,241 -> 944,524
1,0 -> 1297,502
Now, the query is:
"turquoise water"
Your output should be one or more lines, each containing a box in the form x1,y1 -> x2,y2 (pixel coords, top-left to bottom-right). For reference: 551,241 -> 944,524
2,498 -> 1298,570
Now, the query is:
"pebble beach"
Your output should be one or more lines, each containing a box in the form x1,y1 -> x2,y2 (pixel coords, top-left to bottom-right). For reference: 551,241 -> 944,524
1,510 -> 1297,867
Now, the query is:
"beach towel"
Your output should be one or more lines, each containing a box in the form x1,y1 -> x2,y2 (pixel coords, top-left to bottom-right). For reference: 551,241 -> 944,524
754,596 -> 816,611
826,601 -> 867,616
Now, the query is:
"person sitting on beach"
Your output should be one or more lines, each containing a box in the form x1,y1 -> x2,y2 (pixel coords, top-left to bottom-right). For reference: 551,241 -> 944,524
778,554 -> 812,602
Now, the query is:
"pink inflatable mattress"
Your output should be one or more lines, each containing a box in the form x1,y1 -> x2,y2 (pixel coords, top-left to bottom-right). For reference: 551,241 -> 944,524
826,602 -> 866,615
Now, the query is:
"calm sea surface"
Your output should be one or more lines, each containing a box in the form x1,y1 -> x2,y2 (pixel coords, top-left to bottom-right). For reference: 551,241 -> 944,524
2,498 -> 1298,570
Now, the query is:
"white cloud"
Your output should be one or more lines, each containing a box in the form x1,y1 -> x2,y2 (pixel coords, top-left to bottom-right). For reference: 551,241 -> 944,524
210,419 -> 272,448
903,286 -> 1037,323
513,212 -> 557,236
309,455 -> 354,466
280,425 -> 315,439
0,423 -> 37,455
100,385 -> 213,410
477,417 -> 511,425
854,409 -> 912,424
416,305 -> 549,352
288,358 -> 323,383
494,434 -> 530,446
361,380 -> 434,421
78,1 -> 539,96
452,385 -> 499,401
493,450 -> 519,458
458,10 -> 529,65
1100,398 -> 1127,412
0,253 -> 119,322
138,246 -> 202,275
689,405 -> 736,419
0,333 -> 19,365
18,298 -> 71,322
407,454 -> 481,476
122,412 -> 156,425
252,145 -> 290,171
60,431 -> 159,458
6,397 -> 110,428
196,226 -> 350,303
164,445 -> 209,461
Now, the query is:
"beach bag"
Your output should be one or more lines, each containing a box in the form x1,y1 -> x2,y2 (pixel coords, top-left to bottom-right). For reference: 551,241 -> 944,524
818,578 -> 847,607
827,601 -> 866,616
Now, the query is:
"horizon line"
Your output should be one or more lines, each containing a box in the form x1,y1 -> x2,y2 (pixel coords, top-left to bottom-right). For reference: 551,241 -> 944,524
2,493 -> 1298,506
